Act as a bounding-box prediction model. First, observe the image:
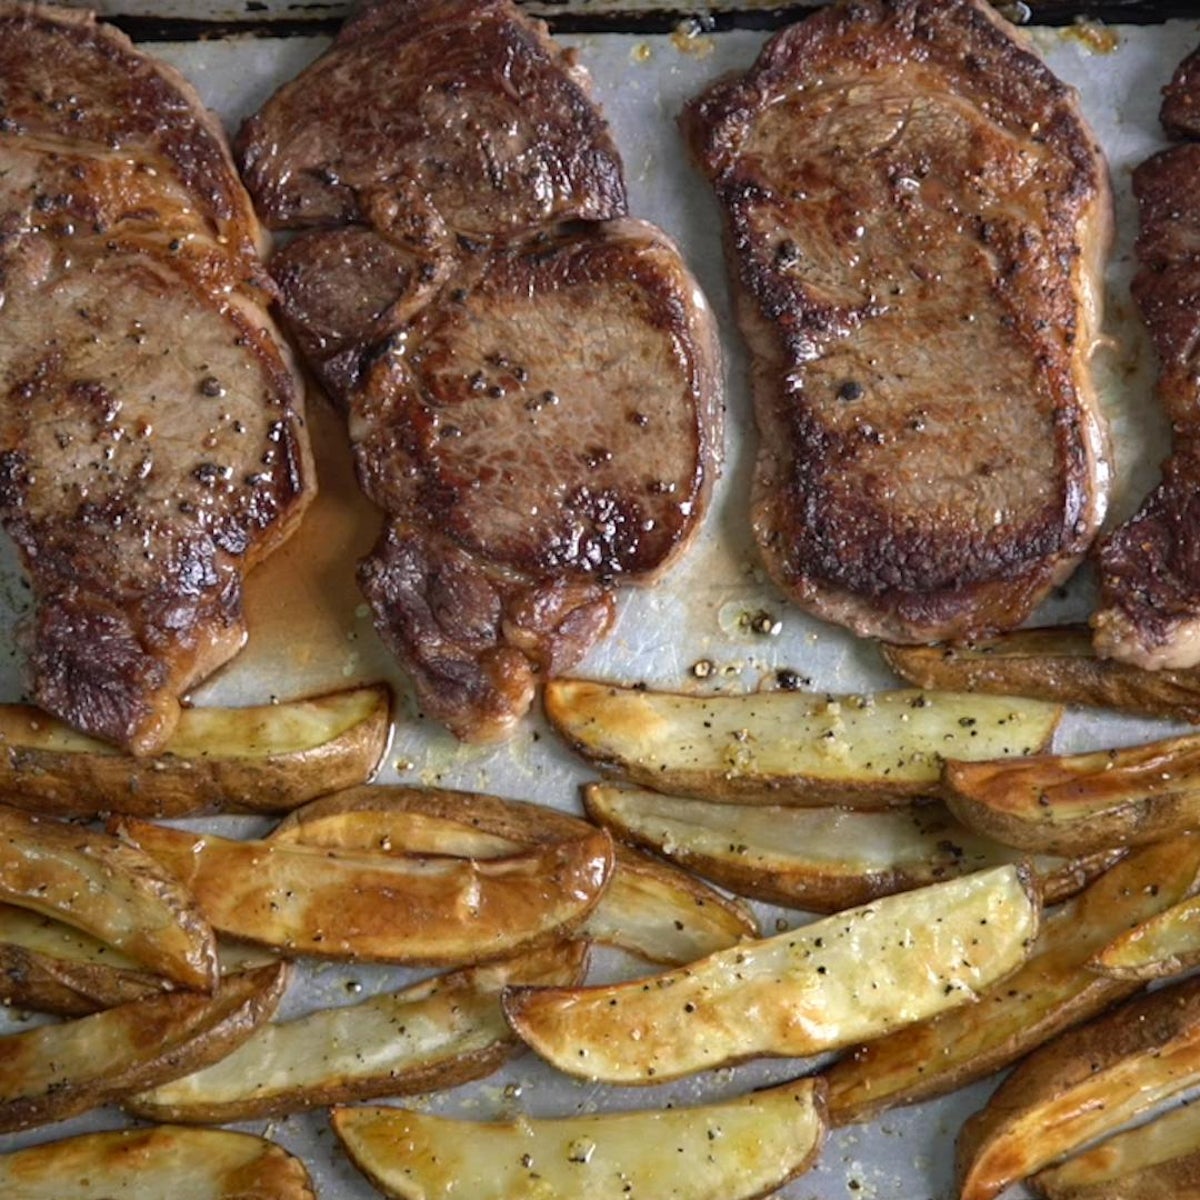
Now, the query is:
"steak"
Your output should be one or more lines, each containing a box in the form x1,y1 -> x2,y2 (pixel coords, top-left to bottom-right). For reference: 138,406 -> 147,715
239,0 -> 721,742
236,0 -> 627,239
682,0 -> 1112,643
0,5 -> 314,752
1092,135 -> 1200,667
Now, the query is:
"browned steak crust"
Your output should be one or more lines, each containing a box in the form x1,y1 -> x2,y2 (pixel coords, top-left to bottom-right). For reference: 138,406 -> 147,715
236,0 -> 627,238
0,4 -> 314,751
239,0 -> 721,742
682,0 -> 1111,643
1162,45 -> 1200,140
1093,142 -> 1200,667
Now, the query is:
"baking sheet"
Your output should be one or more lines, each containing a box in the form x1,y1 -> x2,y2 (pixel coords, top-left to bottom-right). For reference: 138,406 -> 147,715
0,16 -> 1197,1198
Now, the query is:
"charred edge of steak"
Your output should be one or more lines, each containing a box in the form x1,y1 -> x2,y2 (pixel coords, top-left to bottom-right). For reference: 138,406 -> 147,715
1162,44 -> 1200,141
357,522 -> 613,743
1092,141 -> 1200,666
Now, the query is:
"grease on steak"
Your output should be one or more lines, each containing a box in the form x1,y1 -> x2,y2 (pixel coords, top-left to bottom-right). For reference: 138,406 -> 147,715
1093,142 -> 1200,668
682,0 -> 1111,643
240,0 -> 721,742
0,5 -> 313,752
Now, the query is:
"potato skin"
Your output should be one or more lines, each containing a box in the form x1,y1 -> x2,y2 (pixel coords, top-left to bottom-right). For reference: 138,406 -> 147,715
956,975 -> 1200,1200
0,685 -> 391,818
0,940 -> 166,1016
881,627 -> 1200,723
0,962 -> 289,1133
943,731 -> 1200,857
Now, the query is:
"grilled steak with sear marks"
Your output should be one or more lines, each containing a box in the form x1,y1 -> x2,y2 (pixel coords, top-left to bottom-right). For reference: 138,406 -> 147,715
682,0 -> 1111,643
0,5 -> 314,752
239,0 -> 721,742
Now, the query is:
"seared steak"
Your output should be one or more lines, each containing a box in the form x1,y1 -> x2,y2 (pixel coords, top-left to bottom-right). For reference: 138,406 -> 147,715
0,5 -> 314,752
1162,46 -> 1200,140
236,0 -> 626,239
1093,138 -> 1200,667
682,0 -> 1111,643
239,0 -> 721,742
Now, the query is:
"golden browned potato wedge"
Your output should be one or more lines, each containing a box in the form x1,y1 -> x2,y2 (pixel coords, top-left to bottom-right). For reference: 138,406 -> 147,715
272,786 -> 758,964
881,626 -> 1200,723
113,816 -> 613,966
126,941 -> 588,1123
821,835 -> 1200,1125
0,804 -> 216,991
0,1125 -> 315,1199
503,864 -> 1039,1085
1031,1101 -> 1200,1198
0,961 -> 288,1133
544,679 -> 1061,804
583,782 -> 1120,912
944,730 -> 1200,856
0,684 -> 390,818
0,904 -> 168,1015
1092,892 -> 1200,980
0,905 -> 280,1016
332,1076 -> 826,1200
956,975 -> 1200,1200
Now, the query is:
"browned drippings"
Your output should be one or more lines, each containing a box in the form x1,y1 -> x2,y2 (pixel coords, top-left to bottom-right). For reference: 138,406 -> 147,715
210,390 -> 392,702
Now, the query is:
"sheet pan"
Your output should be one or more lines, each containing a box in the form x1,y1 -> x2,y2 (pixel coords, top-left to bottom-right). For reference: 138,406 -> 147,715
1,14 -> 1197,1198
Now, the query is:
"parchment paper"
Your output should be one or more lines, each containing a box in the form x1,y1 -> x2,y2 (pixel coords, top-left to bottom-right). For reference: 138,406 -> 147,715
1,19 -> 1197,1198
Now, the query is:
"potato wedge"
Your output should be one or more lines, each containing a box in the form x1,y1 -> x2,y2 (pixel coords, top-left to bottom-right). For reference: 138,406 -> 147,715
0,804 -> 216,991
0,904 -> 167,1015
1092,892 -> 1200,980
943,732 -> 1200,857
821,835 -> 1200,1125
113,816 -> 613,966
503,864 -> 1039,1085
332,1076 -> 826,1200
1031,1101 -> 1200,1199
956,975 -> 1200,1200
881,626 -> 1200,723
0,684 -> 390,819
544,679 -> 1061,804
0,1126 -> 315,1199
583,783 -> 1119,912
272,786 -> 758,964
0,961 -> 288,1133
126,941 -> 588,1123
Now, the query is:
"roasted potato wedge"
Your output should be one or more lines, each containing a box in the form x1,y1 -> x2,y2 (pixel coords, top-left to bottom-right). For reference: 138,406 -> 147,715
0,961 -> 288,1133
0,1125 -> 315,1199
583,782 -> 1119,911
0,905 -> 279,1016
1031,1101 -> 1200,1198
544,679 -> 1061,804
272,786 -> 758,963
956,975 -> 1200,1200
126,941 -> 587,1123
503,864 -> 1039,1084
1092,892 -> 1200,980
113,816 -> 613,966
0,904 -> 168,1015
881,626 -> 1200,723
0,684 -> 390,818
943,731 -> 1200,857
0,804 -> 216,991
821,835 -> 1200,1125
332,1076 -> 826,1200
